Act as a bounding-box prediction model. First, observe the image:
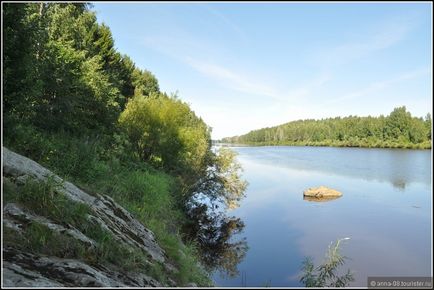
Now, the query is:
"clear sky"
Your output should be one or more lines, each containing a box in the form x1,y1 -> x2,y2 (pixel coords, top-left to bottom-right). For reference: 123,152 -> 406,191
91,2 -> 432,140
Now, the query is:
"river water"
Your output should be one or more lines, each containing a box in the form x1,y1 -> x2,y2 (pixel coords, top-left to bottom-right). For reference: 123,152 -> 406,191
213,146 -> 432,287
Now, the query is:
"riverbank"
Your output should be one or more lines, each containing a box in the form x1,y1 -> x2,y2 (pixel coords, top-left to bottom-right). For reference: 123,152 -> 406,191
3,4 -> 247,287
218,139 -> 431,149
3,127 -> 213,286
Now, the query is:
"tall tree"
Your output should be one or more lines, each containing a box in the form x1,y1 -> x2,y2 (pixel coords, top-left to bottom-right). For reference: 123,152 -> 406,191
384,106 -> 412,141
132,68 -> 160,96
3,3 -> 45,124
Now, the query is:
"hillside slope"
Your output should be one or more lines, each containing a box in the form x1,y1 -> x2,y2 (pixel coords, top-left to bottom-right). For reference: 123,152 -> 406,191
3,147 -> 196,287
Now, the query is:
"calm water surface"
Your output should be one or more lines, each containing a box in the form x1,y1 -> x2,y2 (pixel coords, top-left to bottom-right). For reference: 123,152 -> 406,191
213,146 -> 432,287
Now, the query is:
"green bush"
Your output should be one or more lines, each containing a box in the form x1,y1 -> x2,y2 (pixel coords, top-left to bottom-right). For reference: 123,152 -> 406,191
118,93 -> 211,176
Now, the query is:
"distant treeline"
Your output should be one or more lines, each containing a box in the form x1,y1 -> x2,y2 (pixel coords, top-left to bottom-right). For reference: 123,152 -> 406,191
222,107 -> 431,149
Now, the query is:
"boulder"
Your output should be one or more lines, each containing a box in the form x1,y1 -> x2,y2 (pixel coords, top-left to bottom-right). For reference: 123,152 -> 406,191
303,186 -> 342,199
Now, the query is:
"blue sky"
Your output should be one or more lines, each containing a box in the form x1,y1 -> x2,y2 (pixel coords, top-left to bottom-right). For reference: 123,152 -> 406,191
92,2 -> 432,139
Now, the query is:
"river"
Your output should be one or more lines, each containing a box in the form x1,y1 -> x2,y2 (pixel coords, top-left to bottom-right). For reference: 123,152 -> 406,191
213,146 -> 432,287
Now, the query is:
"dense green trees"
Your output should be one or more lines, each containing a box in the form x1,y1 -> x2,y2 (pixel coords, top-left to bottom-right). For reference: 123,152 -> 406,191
222,106 -> 431,149
3,1 -> 246,205
3,3 -> 138,134
3,3 -> 44,124
118,93 -> 247,208
119,93 -> 210,175
3,3 -> 247,282
132,68 -> 160,97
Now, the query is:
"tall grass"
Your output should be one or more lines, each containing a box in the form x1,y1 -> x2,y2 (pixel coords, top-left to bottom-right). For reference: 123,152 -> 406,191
3,179 -> 151,273
300,238 -> 354,287
4,123 -> 212,286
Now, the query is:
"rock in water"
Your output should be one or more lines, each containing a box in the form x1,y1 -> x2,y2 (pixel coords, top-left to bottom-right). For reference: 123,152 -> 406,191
303,186 -> 342,199
303,195 -> 342,202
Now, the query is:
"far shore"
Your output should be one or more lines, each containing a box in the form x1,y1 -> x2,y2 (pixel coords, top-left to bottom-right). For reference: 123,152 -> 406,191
213,142 -> 432,150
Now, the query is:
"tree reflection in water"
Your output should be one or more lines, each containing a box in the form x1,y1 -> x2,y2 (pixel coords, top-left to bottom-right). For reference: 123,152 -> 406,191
183,203 -> 248,278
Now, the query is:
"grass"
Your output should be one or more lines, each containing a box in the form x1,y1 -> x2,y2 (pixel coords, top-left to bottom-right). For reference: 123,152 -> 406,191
3,178 -> 167,282
4,176 -> 89,226
4,223 -> 88,259
77,163 -> 212,286
146,219 -> 211,286
300,238 -> 354,287
3,123 -> 212,286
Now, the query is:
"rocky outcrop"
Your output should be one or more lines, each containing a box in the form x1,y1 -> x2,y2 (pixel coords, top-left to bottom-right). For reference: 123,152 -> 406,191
303,186 -> 342,201
2,147 -> 175,287
4,203 -> 97,248
3,247 -> 161,287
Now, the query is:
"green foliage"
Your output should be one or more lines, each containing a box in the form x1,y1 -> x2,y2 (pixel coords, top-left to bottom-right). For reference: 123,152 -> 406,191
223,107 -> 431,149
119,91 -> 248,210
3,3 -> 45,123
3,219 -> 152,274
3,3 -> 132,135
4,176 -> 90,226
300,238 -> 354,287
3,3 -> 247,286
4,223 -> 87,259
119,93 -> 211,175
116,55 -> 137,104
146,219 -> 212,286
424,113 -> 432,140
85,165 -> 212,286
384,106 -> 411,141
81,222 -> 151,272
118,94 -> 247,209
4,123 -> 107,183
3,178 -> 163,278
132,68 -> 160,96
49,146 -> 212,285
89,165 -> 177,223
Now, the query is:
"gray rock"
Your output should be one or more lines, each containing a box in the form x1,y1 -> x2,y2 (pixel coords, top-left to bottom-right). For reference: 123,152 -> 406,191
2,147 -> 176,287
3,247 -> 134,287
4,203 -> 97,248
3,147 -> 166,263
3,261 -> 64,287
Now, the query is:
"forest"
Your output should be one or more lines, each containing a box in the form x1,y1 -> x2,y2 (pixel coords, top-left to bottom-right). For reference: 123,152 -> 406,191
3,3 -> 247,285
222,107 -> 432,149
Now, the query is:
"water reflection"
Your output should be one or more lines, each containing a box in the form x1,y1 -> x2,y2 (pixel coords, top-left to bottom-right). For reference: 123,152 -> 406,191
392,178 -> 406,190
214,146 -> 431,287
233,146 -> 431,190
183,203 -> 248,277
303,195 -> 342,202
